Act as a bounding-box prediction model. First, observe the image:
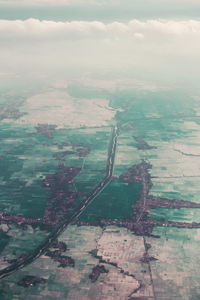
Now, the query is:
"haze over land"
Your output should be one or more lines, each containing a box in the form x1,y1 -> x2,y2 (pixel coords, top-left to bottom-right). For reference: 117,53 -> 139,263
1,1 -> 200,299
1,0 -> 200,92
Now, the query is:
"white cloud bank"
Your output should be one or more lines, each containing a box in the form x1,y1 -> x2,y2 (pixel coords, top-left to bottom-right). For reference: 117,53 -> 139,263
1,19 -> 200,39
1,18 -> 200,88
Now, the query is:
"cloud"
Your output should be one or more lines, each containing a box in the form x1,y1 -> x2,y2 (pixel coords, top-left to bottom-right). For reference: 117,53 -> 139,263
1,18 -> 200,40
134,33 -> 144,39
0,18 -> 200,89
0,19 -> 107,39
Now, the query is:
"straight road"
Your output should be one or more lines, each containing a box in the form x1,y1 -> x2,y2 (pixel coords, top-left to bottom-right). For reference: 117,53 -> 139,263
0,125 -> 119,280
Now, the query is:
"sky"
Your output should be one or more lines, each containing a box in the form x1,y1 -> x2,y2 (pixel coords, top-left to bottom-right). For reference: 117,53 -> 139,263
0,0 -> 200,91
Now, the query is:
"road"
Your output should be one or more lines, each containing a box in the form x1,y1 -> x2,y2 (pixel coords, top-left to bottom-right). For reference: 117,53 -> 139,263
0,125 -> 119,280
